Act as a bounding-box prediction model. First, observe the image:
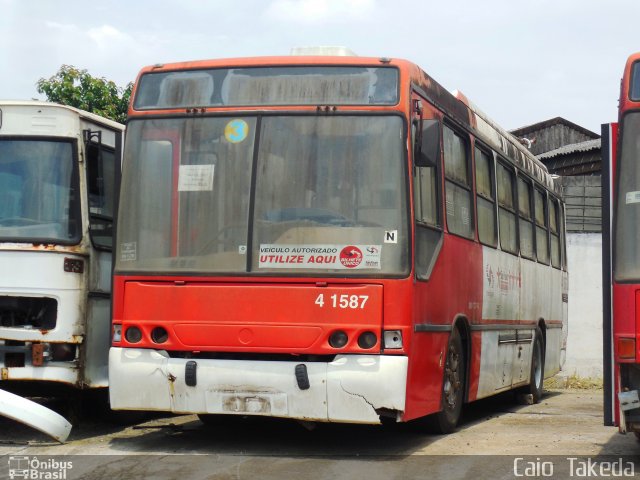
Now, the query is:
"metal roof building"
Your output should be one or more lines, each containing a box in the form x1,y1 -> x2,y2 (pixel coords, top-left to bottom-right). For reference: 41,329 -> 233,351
510,118 -> 602,232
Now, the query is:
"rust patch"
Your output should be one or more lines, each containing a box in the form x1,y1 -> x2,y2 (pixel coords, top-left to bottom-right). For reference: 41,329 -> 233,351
168,373 -> 176,398
2,243 -> 89,255
32,343 -> 45,366
32,243 -> 87,254
1,368 -> 8,380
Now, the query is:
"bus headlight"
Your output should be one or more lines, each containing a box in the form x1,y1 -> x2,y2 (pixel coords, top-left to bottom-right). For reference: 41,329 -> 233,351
357,331 -> 377,349
125,326 -> 143,343
151,326 -> 169,344
329,330 -> 348,348
383,330 -> 403,349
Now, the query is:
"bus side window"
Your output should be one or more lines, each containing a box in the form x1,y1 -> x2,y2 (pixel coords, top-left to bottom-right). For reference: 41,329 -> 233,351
413,117 -> 442,281
414,156 -> 438,226
475,146 -> 497,246
86,141 -> 116,249
443,125 -> 473,239
560,203 -> 568,270
517,177 -> 535,260
534,188 -> 550,264
497,162 -> 517,254
549,198 -> 561,268
139,140 -> 173,259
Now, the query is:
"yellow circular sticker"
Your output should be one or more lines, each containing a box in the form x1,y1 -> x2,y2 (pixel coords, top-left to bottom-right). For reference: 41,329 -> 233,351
224,119 -> 249,143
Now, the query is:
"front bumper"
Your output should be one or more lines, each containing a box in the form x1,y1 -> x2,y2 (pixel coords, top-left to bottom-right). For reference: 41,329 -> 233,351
0,362 -> 79,385
109,347 -> 408,424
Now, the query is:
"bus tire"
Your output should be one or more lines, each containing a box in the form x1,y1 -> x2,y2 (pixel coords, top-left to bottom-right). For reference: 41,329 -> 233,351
523,327 -> 545,404
419,327 -> 465,434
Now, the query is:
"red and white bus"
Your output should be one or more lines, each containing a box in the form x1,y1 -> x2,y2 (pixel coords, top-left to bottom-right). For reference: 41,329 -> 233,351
109,52 -> 568,432
603,51 -> 640,436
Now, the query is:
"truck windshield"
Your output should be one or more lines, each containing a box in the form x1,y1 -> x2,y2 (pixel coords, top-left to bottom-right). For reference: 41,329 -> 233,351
117,115 -> 408,276
0,139 -> 79,244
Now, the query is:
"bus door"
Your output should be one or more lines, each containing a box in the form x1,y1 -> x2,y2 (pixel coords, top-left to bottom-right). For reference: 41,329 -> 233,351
81,125 -> 122,387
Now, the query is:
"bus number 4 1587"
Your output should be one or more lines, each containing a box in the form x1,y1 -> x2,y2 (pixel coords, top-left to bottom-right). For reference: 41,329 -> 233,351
315,294 -> 369,309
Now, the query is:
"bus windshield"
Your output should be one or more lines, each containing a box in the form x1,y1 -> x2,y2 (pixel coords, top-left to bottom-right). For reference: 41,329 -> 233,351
117,115 -> 408,276
133,66 -> 399,109
614,111 -> 640,281
0,139 -> 79,243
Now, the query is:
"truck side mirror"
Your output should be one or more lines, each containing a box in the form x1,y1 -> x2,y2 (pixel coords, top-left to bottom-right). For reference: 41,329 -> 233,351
415,120 -> 441,167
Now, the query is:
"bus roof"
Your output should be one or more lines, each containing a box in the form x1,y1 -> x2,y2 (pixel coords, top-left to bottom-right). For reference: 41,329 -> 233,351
0,100 -> 124,131
136,55 -> 405,74
624,51 -> 640,65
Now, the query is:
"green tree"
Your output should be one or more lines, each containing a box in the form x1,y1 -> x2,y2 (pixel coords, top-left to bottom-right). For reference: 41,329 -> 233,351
36,65 -> 132,124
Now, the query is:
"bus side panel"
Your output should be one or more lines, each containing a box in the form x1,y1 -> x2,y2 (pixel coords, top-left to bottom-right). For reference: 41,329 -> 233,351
83,218 -> 113,387
81,294 -> 111,387
544,268 -> 564,377
472,248 -> 563,400
404,235 -> 483,421
476,248 -> 522,399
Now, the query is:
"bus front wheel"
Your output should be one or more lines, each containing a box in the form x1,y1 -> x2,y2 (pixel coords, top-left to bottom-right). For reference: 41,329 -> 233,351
417,327 -> 465,434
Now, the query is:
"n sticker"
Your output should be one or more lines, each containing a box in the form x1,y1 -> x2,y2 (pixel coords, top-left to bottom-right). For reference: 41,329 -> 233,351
384,230 -> 398,244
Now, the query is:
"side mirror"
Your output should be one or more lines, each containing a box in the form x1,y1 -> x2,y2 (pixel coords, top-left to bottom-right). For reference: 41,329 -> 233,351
415,119 -> 441,167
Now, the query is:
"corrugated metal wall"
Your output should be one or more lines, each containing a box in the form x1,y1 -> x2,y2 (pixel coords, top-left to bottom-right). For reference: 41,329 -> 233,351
561,175 -> 602,232
527,124 -> 597,156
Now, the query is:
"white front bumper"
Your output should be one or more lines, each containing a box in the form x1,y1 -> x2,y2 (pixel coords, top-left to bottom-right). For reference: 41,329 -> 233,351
0,388 -> 72,442
109,347 -> 408,424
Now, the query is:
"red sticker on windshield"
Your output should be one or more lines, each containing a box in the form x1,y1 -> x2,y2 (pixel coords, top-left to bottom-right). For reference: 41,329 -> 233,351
339,246 -> 363,268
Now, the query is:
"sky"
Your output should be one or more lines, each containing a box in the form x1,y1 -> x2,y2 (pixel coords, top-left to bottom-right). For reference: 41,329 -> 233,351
2,0 -> 638,133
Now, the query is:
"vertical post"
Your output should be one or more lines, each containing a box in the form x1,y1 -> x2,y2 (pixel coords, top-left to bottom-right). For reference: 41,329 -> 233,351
601,123 -> 614,426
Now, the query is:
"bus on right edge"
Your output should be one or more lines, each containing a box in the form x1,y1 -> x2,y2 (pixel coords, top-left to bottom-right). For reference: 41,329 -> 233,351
604,52 -> 640,438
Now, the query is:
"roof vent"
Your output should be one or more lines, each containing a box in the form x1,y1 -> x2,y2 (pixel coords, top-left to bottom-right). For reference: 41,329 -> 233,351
290,46 -> 357,57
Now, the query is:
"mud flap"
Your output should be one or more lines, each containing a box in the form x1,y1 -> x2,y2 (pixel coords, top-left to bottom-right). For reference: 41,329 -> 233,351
0,388 -> 72,443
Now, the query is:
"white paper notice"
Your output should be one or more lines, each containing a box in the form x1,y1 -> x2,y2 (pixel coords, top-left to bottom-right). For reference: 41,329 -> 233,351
178,165 -> 215,191
120,242 -> 137,261
626,191 -> 640,205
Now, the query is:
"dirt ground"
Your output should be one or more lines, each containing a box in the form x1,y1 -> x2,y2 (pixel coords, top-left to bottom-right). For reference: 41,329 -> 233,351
0,388 -> 638,479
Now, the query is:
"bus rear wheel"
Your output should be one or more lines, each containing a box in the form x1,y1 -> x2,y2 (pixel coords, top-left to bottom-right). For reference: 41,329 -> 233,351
419,328 -> 465,434
519,327 -> 545,404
